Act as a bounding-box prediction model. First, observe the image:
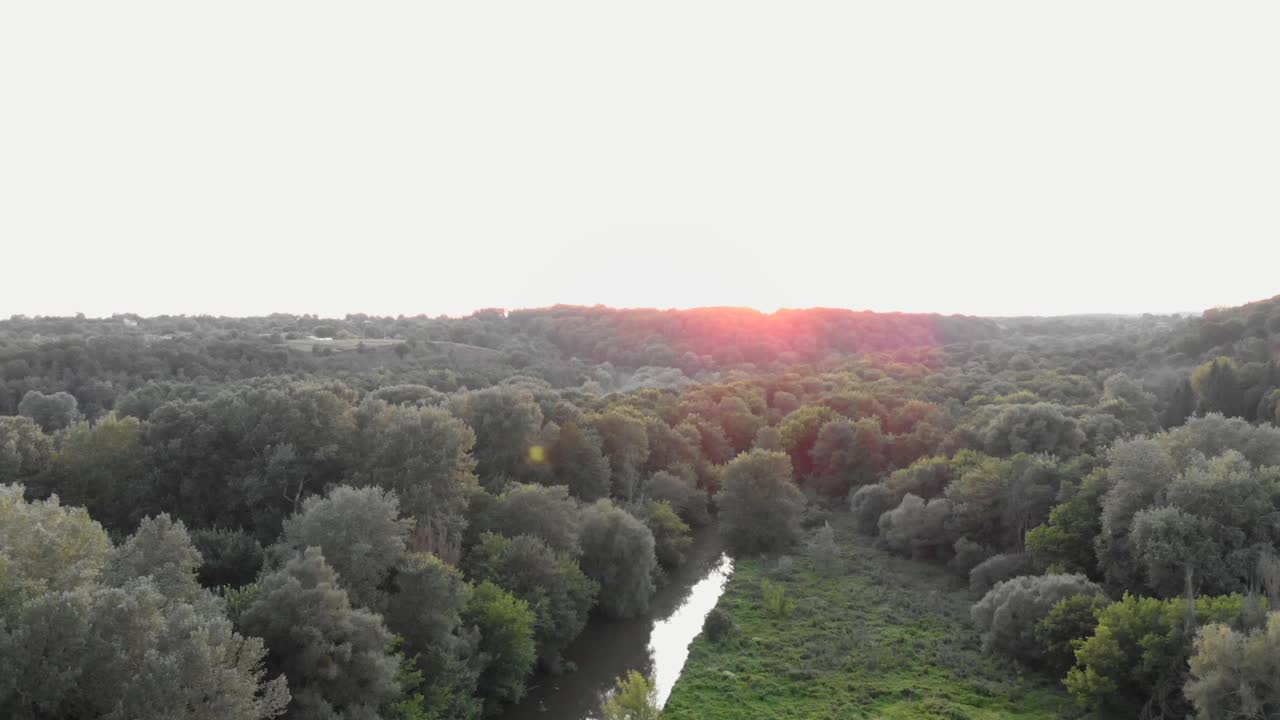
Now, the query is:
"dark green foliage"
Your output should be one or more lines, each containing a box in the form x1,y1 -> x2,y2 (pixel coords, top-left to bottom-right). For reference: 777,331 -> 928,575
277,484 -> 411,609
240,547 -> 403,720
590,409 -> 651,501
878,493 -> 953,561
17,390 -> 82,433
647,468 -> 710,526
969,553 -> 1035,594
463,533 -> 596,671
717,449 -> 805,555
1192,356 -> 1246,418
0,489 -> 289,720
1065,593 -> 1245,718
847,483 -> 894,535
1034,593 -> 1110,675
351,400 -> 478,552
970,573 -> 1104,666
702,607 -> 737,643
778,406 -> 836,479
640,499 -> 693,569
578,499 -> 657,618
808,417 -> 884,497
0,415 -> 52,484
462,580 -> 537,707
548,421 -> 612,501
948,536 -> 988,576
884,456 -> 953,501
382,553 -> 481,720
192,527 -> 266,589
38,414 -> 144,533
453,387 -> 544,490
478,483 -> 582,556
1025,468 -> 1110,575
982,403 -> 1085,457
1,578 -> 290,720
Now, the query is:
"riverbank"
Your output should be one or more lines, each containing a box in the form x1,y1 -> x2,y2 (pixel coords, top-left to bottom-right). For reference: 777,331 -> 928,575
663,516 -> 1074,720
501,525 -> 730,720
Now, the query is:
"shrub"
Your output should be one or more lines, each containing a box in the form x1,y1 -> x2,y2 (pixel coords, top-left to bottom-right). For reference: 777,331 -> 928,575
703,607 -> 737,643
848,484 -> 893,536
762,580 -> 794,620
807,523 -> 840,576
970,573 -> 1104,665
969,553 -> 1034,594
948,537 -> 988,576
600,670 -> 660,720
878,493 -> 953,560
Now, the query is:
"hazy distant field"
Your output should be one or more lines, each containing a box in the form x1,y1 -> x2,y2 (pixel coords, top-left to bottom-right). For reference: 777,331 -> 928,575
282,337 -> 405,352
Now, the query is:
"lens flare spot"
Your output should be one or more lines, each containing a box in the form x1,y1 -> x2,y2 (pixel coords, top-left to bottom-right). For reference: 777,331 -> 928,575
527,445 -> 546,464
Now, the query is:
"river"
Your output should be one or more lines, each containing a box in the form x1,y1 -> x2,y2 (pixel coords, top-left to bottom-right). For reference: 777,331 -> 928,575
502,527 -> 733,719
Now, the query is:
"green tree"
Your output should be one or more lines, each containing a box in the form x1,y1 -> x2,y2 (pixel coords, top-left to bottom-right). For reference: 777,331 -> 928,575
479,483 -> 582,556
382,553 -> 481,720
716,450 -> 805,555
600,670 -> 661,720
278,484 -> 411,609
982,402 -> 1085,457
549,421 -> 612,502
848,483 -> 894,535
1191,356 -> 1246,418
1035,594 -> 1111,675
777,406 -> 836,479
42,414 -> 144,532
17,390 -> 82,433
1185,611 -> 1280,719
639,500 -> 692,569
0,579 -> 290,720
878,493 -> 953,561
352,399 -> 478,553
1065,593 -> 1245,718
463,533 -> 596,671
463,580 -> 537,707
970,573 -> 1104,665
452,387 -> 544,490
647,469 -> 709,527
579,499 -> 657,618
808,417 -> 884,497
192,527 -> 265,589
104,514 -> 213,611
0,416 -> 53,485
591,409 -> 651,501
1025,468 -> 1110,575
884,456 -> 953,501
0,484 -> 112,611
0,489 -> 289,720
239,547 -> 403,720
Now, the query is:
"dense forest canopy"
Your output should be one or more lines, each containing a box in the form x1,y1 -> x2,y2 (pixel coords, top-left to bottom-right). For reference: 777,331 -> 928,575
2,296 -> 1280,719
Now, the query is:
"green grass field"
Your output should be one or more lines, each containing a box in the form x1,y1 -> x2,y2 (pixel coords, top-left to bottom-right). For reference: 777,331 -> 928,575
663,517 -> 1074,720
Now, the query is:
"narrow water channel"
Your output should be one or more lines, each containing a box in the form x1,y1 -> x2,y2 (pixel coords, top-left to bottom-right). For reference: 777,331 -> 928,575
502,527 -> 734,719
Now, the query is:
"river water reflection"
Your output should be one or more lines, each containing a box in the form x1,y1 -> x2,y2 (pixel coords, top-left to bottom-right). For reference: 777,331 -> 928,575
502,527 -> 733,719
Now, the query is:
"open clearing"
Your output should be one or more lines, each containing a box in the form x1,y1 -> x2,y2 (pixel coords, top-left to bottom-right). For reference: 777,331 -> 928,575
663,516 -> 1073,720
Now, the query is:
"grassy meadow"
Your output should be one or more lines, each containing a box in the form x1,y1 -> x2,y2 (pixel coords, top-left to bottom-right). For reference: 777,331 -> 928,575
663,517 -> 1074,720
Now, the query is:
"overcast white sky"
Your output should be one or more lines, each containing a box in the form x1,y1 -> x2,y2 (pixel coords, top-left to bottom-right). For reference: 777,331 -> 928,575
2,2 -> 1277,319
